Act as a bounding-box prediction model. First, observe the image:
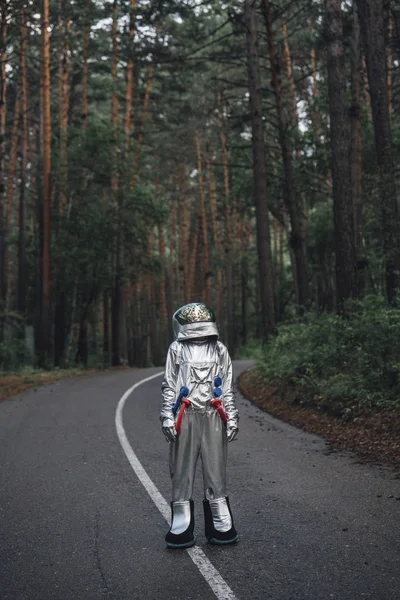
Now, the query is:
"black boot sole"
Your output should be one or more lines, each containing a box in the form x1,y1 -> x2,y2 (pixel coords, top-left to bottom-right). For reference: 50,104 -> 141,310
166,535 -> 197,549
207,533 -> 239,545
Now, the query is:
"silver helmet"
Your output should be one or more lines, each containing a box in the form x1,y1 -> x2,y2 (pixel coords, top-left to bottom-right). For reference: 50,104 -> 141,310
172,303 -> 219,341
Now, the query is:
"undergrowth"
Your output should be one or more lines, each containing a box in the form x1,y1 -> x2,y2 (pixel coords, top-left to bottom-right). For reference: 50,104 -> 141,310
255,296 -> 400,415
234,339 -> 264,360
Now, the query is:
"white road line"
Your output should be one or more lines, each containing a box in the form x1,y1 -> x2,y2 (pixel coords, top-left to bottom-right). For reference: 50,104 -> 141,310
115,371 -> 238,600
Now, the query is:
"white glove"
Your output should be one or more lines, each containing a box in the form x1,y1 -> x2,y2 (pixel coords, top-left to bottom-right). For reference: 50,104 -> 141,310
162,417 -> 177,443
226,420 -> 238,442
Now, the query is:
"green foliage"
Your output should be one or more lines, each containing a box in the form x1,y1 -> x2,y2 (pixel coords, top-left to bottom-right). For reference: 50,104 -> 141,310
0,339 -> 32,371
257,296 -> 400,413
0,312 -> 33,370
233,339 -> 263,360
53,118 -> 163,317
308,201 -> 334,267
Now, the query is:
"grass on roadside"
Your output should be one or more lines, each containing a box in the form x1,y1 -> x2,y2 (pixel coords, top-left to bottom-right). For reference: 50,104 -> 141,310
0,366 -> 127,403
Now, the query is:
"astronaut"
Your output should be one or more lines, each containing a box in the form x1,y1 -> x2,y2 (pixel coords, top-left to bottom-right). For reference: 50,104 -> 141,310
160,302 -> 239,548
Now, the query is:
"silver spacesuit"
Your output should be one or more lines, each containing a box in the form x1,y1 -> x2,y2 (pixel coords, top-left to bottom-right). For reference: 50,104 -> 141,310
160,303 -> 239,548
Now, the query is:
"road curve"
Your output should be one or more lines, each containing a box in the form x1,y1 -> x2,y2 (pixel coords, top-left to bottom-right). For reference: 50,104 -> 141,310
0,362 -> 399,600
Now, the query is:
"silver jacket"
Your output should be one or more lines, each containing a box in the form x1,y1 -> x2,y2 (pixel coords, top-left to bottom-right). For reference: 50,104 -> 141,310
161,339 -> 238,424
160,303 -> 238,427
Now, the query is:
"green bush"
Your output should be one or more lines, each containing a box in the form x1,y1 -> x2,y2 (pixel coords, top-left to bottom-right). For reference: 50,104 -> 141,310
257,296 -> 400,412
0,339 -> 33,371
234,339 -> 264,360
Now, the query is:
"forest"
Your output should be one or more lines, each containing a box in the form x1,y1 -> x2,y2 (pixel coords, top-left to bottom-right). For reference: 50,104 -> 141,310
1,0 -> 400,411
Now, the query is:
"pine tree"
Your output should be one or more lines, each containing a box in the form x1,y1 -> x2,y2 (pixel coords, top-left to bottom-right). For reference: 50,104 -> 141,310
245,0 -> 275,340
325,0 -> 358,308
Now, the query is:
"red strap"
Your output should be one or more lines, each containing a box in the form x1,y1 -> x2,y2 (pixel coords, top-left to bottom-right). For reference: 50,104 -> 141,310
211,398 -> 228,425
175,398 -> 191,435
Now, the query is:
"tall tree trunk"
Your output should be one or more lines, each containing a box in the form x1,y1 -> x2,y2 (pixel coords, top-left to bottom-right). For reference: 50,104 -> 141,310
325,0 -> 358,308
117,0 -> 137,366
6,93 -> 20,231
273,217 -> 279,292
54,0 -> 70,366
188,223 -> 199,302
75,313 -> 88,366
34,125 -> 43,360
217,89 -> 234,347
133,62 -> 154,178
103,291 -> 109,365
308,18 -> 322,141
387,11 -> 393,120
279,219 -> 284,285
81,0 -> 90,129
177,186 -> 189,307
169,192 -> 177,308
18,8 -> 28,330
245,0 -> 275,340
356,0 -> 400,302
241,222 -> 249,347
58,0 -> 69,214
112,238 -> 121,366
5,86 -> 19,315
110,0 -> 120,365
224,201 -> 234,350
111,0 -> 118,198
280,14 -> 297,123
18,157 -> 26,325
262,0 -> 310,312
53,282 -> 67,366
158,223 -> 168,352
29,123 -> 37,235
361,54 -> 372,114
206,158 -> 222,315
124,0 -> 136,152
205,158 -> 221,253
350,1 -> 364,288
195,130 -> 211,306
145,234 -> 154,365
309,21 -> 318,98
126,287 -> 134,366
40,0 -> 52,365
0,0 -> 7,343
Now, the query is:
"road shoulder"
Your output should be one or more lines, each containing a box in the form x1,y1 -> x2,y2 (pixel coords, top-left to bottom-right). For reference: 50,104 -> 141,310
238,366 -> 400,470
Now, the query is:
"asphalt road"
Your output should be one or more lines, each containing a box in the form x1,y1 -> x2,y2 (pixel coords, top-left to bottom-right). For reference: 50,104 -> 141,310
1,361 -> 399,600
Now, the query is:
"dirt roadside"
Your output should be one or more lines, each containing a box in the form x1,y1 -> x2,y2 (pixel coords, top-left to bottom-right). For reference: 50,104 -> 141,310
0,366 -> 130,403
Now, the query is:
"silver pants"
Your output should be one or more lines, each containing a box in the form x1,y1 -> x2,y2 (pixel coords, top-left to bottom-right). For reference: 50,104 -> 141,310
170,408 -> 227,503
